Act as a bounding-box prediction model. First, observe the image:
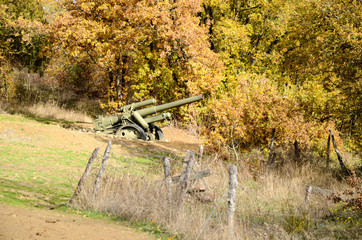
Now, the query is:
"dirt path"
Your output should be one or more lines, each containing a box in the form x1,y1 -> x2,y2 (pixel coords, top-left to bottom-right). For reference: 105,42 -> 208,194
0,204 -> 154,240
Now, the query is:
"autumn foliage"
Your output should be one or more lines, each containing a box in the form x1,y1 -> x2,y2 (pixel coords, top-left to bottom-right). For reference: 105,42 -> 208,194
47,0 -> 221,111
199,73 -> 336,155
0,0 -> 47,102
0,0 -> 361,154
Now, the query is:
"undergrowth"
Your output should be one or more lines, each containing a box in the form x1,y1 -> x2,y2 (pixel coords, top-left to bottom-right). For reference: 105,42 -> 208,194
1,111 -> 360,239
71,149 -> 361,240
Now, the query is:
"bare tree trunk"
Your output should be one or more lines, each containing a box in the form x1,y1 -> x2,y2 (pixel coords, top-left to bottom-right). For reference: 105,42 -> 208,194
326,133 -> 331,169
294,140 -> 301,162
268,128 -> 276,164
93,141 -> 112,199
329,130 -> 351,176
228,165 -> 237,240
69,147 -> 99,205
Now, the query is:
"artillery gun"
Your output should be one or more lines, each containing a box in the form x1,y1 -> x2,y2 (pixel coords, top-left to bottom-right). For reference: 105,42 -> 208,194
93,95 -> 203,141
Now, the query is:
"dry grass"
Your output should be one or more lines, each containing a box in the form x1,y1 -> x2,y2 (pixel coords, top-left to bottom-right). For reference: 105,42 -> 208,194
26,103 -> 93,123
70,150 -> 361,240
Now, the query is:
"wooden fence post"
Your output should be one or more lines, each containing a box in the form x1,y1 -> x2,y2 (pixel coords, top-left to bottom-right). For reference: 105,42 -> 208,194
93,141 -> 112,199
69,147 -> 99,205
304,186 -> 312,204
329,130 -> 351,176
198,145 -> 204,163
193,145 -> 211,192
268,128 -> 276,164
326,132 -> 331,169
178,151 -> 195,208
163,157 -> 173,207
228,165 -> 237,240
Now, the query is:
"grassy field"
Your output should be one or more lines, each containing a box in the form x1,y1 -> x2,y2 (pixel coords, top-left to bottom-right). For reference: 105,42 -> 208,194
1,114 -> 79,207
0,112 -> 361,239
0,113 -> 175,238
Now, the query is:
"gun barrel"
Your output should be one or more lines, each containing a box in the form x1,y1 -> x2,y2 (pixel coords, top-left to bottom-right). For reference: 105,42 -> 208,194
136,95 -> 203,117
144,113 -> 171,124
121,98 -> 157,111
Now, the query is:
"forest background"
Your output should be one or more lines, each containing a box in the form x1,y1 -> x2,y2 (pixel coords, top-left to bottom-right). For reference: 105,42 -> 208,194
0,0 -> 361,157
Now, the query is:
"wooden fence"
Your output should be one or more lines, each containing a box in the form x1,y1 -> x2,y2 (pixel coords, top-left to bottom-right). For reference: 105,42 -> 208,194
69,128 -> 353,239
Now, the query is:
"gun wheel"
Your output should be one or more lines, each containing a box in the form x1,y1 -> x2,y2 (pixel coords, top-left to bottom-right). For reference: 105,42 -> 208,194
146,132 -> 156,141
115,124 -> 147,140
150,124 -> 164,141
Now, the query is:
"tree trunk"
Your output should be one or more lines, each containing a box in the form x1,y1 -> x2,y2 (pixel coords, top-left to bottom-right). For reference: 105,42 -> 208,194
268,128 -> 276,164
329,130 -> 351,176
326,133 -> 331,169
294,140 -> 301,162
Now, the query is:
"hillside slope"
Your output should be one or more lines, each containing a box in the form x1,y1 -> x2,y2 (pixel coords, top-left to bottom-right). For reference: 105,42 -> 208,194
0,113 -> 200,239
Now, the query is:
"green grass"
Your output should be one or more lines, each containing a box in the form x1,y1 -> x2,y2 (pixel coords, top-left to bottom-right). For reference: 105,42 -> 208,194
0,140 -> 85,207
0,114 -> 97,208
129,220 -> 181,240
0,113 -> 32,123
0,138 -> 163,207
0,113 -> 174,239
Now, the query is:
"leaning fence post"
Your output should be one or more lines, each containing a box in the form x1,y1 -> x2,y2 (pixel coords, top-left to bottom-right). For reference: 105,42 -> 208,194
329,130 -> 351,176
228,165 -> 237,240
69,147 -> 99,205
93,141 -> 112,199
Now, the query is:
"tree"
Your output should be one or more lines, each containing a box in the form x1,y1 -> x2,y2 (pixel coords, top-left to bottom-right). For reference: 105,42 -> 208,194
0,0 -> 47,102
278,0 -> 361,149
0,0 -> 47,69
47,0 -> 222,111
199,0 -> 361,152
